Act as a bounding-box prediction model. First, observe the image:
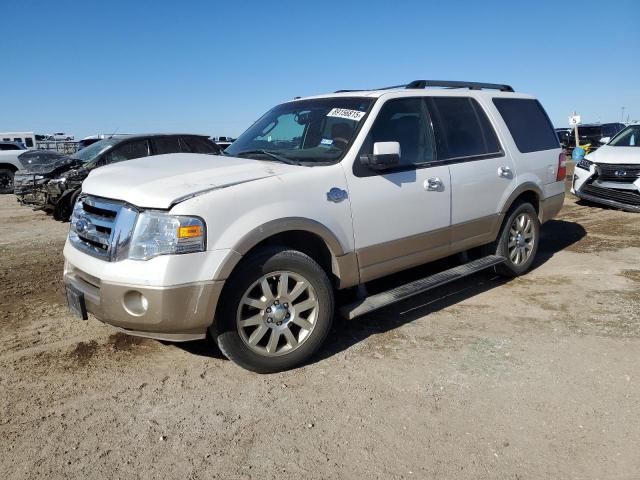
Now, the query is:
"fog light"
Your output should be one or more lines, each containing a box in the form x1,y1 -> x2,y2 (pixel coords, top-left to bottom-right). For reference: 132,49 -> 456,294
123,291 -> 148,316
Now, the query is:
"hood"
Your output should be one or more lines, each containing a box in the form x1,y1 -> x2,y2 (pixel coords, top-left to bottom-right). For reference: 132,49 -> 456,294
82,153 -> 299,209
19,155 -> 82,175
587,146 -> 640,165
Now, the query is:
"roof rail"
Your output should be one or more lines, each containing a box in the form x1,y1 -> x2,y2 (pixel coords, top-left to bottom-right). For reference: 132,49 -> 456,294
334,84 -> 406,93
405,80 -> 514,92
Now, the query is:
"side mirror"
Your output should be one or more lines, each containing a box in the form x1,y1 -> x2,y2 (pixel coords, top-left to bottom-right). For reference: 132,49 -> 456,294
361,141 -> 401,171
599,137 -> 610,145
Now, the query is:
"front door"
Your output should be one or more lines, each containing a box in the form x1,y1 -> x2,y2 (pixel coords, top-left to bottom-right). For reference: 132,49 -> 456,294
345,97 -> 451,283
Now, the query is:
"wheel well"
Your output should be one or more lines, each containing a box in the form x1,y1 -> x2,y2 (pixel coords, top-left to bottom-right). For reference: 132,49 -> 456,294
0,163 -> 18,172
248,230 -> 336,283
510,190 -> 540,216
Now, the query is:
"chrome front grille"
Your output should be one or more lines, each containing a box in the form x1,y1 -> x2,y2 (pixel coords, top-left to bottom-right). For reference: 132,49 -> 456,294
69,195 -> 138,261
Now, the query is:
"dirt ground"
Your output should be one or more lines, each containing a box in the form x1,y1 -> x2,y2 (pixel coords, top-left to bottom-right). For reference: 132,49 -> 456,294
1,190 -> 639,480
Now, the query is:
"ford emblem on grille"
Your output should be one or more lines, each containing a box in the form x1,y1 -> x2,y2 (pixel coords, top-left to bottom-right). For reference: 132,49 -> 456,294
614,169 -> 628,177
75,218 -> 88,233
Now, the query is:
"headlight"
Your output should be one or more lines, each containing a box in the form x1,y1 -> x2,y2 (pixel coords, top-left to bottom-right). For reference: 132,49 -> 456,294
128,212 -> 206,261
576,158 -> 593,171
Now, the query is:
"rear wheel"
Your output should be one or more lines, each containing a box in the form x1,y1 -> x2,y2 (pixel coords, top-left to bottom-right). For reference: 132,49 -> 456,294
0,169 -> 15,194
493,202 -> 540,277
214,247 -> 334,373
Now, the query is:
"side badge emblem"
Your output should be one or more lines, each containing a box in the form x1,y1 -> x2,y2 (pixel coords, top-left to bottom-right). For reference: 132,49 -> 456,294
326,187 -> 348,203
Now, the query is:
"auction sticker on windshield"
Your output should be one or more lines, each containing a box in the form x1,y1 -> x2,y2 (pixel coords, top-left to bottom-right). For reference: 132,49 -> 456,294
327,108 -> 366,121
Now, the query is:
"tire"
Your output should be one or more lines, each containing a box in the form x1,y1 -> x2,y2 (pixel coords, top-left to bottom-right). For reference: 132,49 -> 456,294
53,188 -> 80,221
0,169 -> 14,194
214,247 -> 334,373
493,201 -> 540,277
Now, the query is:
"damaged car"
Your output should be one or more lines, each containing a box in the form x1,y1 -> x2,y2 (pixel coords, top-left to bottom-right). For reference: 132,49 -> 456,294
573,124 -> 640,212
15,134 -> 220,220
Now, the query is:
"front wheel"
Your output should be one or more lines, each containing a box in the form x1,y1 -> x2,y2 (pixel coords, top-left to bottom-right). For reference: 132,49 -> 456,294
493,202 -> 540,277
214,247 -> 334,373
0,169 -> 15,194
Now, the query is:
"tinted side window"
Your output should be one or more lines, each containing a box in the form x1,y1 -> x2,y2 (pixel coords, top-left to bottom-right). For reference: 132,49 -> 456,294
360,98 -> 435,167
25,138 -> 34,147
152,136 -> 181,155
493,98 -> 558,153
427,97 -> 501,160
104,140 -> 150,164
180,136 -> 219,154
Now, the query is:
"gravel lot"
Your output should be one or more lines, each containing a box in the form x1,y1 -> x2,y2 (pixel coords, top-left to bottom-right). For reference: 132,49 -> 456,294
1,191 -> 639,479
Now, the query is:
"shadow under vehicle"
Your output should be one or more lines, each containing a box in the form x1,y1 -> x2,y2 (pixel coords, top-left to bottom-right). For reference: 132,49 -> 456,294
14,133 -> 220,220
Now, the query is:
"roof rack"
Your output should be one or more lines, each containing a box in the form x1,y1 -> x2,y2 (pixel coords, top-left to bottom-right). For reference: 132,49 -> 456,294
334,84 -> 406,93
406,80 -> 514,92
335,80 -> 514,93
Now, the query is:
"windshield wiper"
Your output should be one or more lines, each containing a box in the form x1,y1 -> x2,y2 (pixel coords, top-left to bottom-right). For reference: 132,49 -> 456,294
232,149 -> 302,165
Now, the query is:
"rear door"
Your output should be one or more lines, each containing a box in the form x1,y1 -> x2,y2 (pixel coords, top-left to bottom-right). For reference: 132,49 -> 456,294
346,97 -> 451,282
426,96 -> 514,251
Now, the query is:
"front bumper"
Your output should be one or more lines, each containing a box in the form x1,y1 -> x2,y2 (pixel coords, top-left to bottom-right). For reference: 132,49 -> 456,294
572,164 -> 640,213
574,189 -> 640,213
14,174 -> 49,207
64,261 -> 224,341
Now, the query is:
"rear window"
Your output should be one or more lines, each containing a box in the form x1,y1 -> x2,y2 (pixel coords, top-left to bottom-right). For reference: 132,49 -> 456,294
426,97 -> 502,160
493,98 -> 559,153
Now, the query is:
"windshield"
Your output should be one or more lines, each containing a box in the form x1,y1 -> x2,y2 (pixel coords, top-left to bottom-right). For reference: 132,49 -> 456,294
71,138 -> 120,162
609,125 -> 640,147
225,98 -> 374,164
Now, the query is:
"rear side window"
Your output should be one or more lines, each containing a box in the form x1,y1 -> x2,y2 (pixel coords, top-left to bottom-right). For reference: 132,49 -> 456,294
426,97 -> 501,160
103,140 -> 150,164
180,136 -> 219,154
152,136 -> 181,155
493,98 -> 558,153
25,138 -> 34,147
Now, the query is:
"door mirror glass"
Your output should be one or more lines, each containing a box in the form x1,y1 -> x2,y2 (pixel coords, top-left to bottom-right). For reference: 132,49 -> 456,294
361,141 -> 401,171
599,136 -> 610,145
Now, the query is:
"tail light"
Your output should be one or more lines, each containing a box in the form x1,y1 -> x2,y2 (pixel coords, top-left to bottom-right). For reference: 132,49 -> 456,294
556,152 -> 567,181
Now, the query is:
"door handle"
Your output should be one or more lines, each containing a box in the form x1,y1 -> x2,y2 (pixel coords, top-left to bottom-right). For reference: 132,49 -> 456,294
425,177 -> 444,191
498,166 -> 512,178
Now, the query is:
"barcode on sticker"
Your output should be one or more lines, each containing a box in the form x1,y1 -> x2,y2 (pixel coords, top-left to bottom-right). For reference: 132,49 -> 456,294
327,108 -> 366,121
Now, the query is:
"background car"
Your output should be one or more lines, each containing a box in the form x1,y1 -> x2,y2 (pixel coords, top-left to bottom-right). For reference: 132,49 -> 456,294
15,133 -> 221,220
46,132 -> 74,141
0,142 -> 29,193
572,124 -> 640,212
555,128 -> 571,149
0,141 -> 27,151
569,123 -> 625,152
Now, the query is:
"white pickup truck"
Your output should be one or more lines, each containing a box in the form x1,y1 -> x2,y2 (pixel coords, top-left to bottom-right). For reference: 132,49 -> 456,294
63,80 -> 565,372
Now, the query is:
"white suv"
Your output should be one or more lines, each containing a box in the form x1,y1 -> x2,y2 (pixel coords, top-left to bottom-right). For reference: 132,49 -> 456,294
63,80 -> 565,372
572,124 -> 640,212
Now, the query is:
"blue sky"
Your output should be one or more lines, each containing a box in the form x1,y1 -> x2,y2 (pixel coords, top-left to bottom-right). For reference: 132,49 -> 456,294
1,0 -> 638,139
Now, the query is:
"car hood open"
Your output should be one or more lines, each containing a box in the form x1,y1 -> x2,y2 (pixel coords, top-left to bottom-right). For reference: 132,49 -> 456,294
588,146 -> 640,165
82,153 -> 300,209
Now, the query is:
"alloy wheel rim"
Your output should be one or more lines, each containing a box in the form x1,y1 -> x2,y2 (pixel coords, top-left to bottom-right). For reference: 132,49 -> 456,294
236,271 -> 319,357
508,213 -> 535,265
0,173 -> 13,189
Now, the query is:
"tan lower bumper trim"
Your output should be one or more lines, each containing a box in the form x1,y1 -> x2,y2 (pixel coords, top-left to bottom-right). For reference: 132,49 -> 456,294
64,264 -> 224,340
